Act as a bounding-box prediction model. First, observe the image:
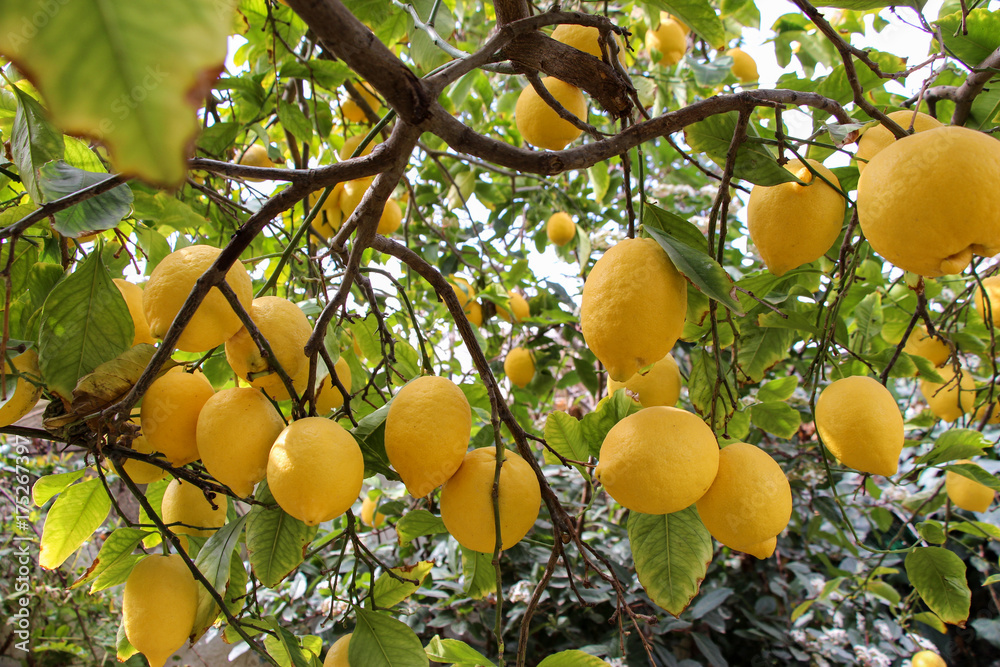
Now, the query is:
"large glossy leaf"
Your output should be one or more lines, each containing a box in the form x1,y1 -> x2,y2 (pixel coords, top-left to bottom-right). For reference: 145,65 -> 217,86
750,401 -> 801,439
351,608 -> 430,667
544,410 -> 588,472
424,636 -> 496,666
37,161 -> 133,236
737,327 -> 796,383
370,561 -> 433,609
916,429 -> 992,466
628,507 -> 713,616
646,0 -> 726,48
9,84 -> 64,202
396,510 -> 448,546
460,547 -> 496,600
193,515 -> 247,638
581,390 -> 641,459
264,616 -> 316,667
645,225 -> 744,316
39,477 -> 112,570
683,112 -> 797,187
246,481 -> 317,588
71,526 -> 148,592
0,0 -> 233,185
936,9 -> 1000,67
32,469 -> 86,506
905,547 -> 971,626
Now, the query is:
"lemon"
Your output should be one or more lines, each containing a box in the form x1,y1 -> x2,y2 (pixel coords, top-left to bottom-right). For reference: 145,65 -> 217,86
113,279 -> 157,347
161,478 -> 228,537
140,371 -> 216,466
607,353 -> 681,408
646,13 -> 688,66
339,177 -> 375,217
323,633 -> 352,667
551,23 -> 624,64
225,296 -> 313,400
595,406 -> 719,515
920,365 -> 976,422
440,446 -> 541,553
143,245 -> 254,353
378,199 -> 403,235
904,327 -> 950,367
746,159 -> 846,276
976,275 -> 1000,326
122,554 -> 198,667
360,495 -> 386,528
911,651 -> 946,667
342,82 -> 381,123
515,77 -> 588,151
726,48 -> 758,82
237,144 -> 275,181
975,399 -> 1000,425
266,417 -> 365,525
815,376 -> 904,476
114,420 -> 167,485
308,183 -> 346,240
855,110 -> 942,175
384,375 -> 471,497
315,356 -> 353,413
946,460 -> 995,512
546,212 -> 576,247
695,443 -> 791,552
504,347 -> 535,388
196,388 -> 286,497
465,300 -> 483,327
857,126 -> 1000,276
339,136 -> 375,161
0,349 -> 42,428
450,276 -> 476,309
739,536 -> 776,559
497,290 -> 530,323
581,238 -> 688,382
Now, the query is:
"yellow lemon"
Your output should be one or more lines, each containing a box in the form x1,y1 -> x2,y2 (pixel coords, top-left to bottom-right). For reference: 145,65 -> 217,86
384,375 -> 471,497
113,279 -> 157,347
225,296 -> 313,400
904,327 -> 950,367
746,159 -> 846,276
143,245 -> 254,353
726,47 -> 758,82
497,291 -> 530,323
266,417 -> 365,525
857,126 -> 1000,276
646,13 -> 688,66
123,554 -> 198,667
450,276 -> 476,309
551,23 -> 624,64
440,446 -> 541,553
0,349 -> 42,428
546,212 -> 576,247
504,347 -> 535,388
360,496 -> 386,528
739,536 -> 777,559
465,300 -> 483,327
581,238 -> 688,382
920,365 -> 976,422
196,388 -> 286,498
855,110 -> 942,175
695,443 -> 792,551
140,371 -> 215,466
342,82 -> 381,123
308,183 -> 346,240
911,651 -> 946,667
315,356 -> 353,414
161,478 -> 228,537
237,144 -> 275,181
595,406 -> 719,515
976,275 -> 1000,326
113,421 -> 167,485
338,135 -> 375,161
515,77 -> 588,151
946,460 -> 995,512
815,376 -> 904,476
377,199 -> 403,235
338,177 -> 375,217
323,633 -> 352,667
607,353 -> 681,408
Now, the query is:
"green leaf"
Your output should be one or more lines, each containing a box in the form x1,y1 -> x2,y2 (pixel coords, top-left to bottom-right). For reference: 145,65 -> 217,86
544,410 -> 588,470
645,226 -> 744,316
424,636 -> 496,666
264,616 -> 315,667
750,401 -> 801,439
628,507 -> 713,616
537,650 -> 612,667
70,526 -> 148,592
351,608 -> 430,667
37,161 -> 133,237
642,203 -> 709,250
906,547 -> 971,626
936,9 -> 1000,67
913,611 -> 948,634
582,390 -> 641,458
647,0 -> 726,47
131,191 -> 208,230
588,160 -> 610,202
9,84 -> 64,202
0,0 -> 234,185
949,520 -> 1000,541
196,121 -> 241,157
683,112 -> 798,186
737,327 -> 796,383
917,520 -> 947,545
37,250 -> 133,400
865,580 -> 901,606
370,561 -> 433,609
39,477 -> 111,570
278,101 -> 313,143
917,429 -> 992,466
246,480 -> 318,588
757,376 -> 798,402
460,547 -> 496,599
32,469 -> 86,506
193,515 -> 247,638
943,462 -> 1000,492
817,0 -> 918,9
396,510 -> 447,546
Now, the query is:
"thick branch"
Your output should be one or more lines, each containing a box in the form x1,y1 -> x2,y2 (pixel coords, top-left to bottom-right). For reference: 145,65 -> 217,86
952,46 -> 1000,125
494,0 -> 530,26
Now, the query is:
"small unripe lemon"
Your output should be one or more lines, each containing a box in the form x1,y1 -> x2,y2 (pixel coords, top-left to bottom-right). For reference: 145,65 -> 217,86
976,275 -> 1000,327
546,212 -> 576,247
0,349 -> 42,428
515,77 -> 588,151
225,296 -> 313,400
113,279 -> 157,347
607,353 -> 681,408
140,371 -> 215,466
315,357 -> 353,414
440,447 -> 541,553
646,13 -> 688,66
237,144 -> 275,181
946,461 -> 995,513
161,478 -> 228,537
123,554 -> 198,667
855,110 -> 941,175
920,365 -> 976,422
815,376 -> 904,476
323,633 -> 352,667
911,651 -> 946,667
504,347 -> 535,389
360,496 -> 386,528
497,290 -> 530,323
726,47 -> 758,82
904,328 -> 950,367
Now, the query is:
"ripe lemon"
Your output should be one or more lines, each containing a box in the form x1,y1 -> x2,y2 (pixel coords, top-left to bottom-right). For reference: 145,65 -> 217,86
315,356 -> 353,413
646,13 -> 688,66
815,376 -> 904,476
975,399 -> 1000,425
450,276 -> 476,309
384,375 -> 471,497
237,144 -> 275,181
855,110 -> 942,175
308,183 -> 346,240
904,327 -> 950,367
726,48 -> 758,82
465,300 -> 483,327
161,478 -> 228,537
595,406 -> 719,515
196,388 -> 285,498
497,290 -> 530,323
739,536 -> 777,559
440,446 -> 541,553
911,651 -> 946,667
339,177 -> 375,217
266,417 -> 364,525
323,633 -> 352,667
857,126 -> 1000,276
515,77 -> 588,151
607,353 -> 681,408
140,371 -> 215,466
123,554 -> 198,667
746,159 -> 846,276
225,296 -> 313,400
551,23 -> 624,64
504,347 -> 535,388
976,275 -> 1000,326
0,349 -> 42,428
339,135 -> 376,161
360,495 -> 386,528
920,365 -> 976,422
546,212 -> 576,247
946,461 -> 995,512
695,443 -> 791,551
143,245 -> 254,353
377,199 -> 403,235
581,238 -> 688,382
113,279 -> 157,347
114,420 -> 167,485
342,82 -> 381,123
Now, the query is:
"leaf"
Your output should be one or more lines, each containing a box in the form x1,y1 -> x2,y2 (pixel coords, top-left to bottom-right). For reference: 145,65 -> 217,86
70,344 -> 156,416
691,633 -> 728,667
850,292 -> 882,354
32,469 -> 86,506
757,376 -> 798,402
424,636 -> 496,666
193,515 -> 247,639
935,9 -> 1000,67
396,510 -> 448,546
917,429 -> 992,466
460,547 -> 496,600
588,160 -> 610,202
371,561 -> 433,609
39,477 -> 111,570
0,0 -> 233,185
913,611 -> 948,634
544,410 -> 588,470
278,100 -> 313,143
917,521 -> 947,545
737,327 -> 796,383
943,462 -> 1000,492
750,401 -> 801,439
537,650 -> 612,667
817,0 -> 920,9
131,191 -> 208,230
905,546 -> 971,626
949,520 -> 1000,541
71,526 -> 148,591
628,507 -> 713,616
246,480 -> 318,588
9,84 -> 64,202
642,203 -> 709,250
350,608 -> 430,667
865,580 -> 901,606
646,0 -> 726,48
582,390 -> 641,458
36,161 -> 133,237
683,112 -> 798,186
645,226 -> 745,316
264,616 -> 315,667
